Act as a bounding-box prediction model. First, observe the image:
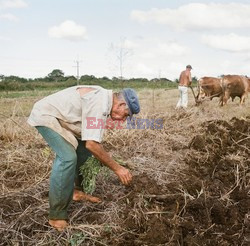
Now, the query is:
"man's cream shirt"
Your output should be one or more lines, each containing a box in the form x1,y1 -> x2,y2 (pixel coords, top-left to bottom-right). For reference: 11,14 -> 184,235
27,86 -> 113,149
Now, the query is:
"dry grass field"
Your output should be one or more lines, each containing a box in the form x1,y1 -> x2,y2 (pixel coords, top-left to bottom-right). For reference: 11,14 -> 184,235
0,88 -> 249,245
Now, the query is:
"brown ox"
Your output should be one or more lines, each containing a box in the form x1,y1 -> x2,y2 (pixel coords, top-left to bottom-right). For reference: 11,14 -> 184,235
197,77 -> 222,101
247,77 -> 250,92
220,75 -> 249,106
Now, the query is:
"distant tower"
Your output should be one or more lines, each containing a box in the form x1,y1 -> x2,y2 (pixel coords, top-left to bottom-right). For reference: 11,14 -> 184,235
74,58 -> 82,85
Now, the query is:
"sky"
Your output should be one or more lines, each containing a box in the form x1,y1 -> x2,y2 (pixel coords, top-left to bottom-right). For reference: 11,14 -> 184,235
1,0 -> 250,80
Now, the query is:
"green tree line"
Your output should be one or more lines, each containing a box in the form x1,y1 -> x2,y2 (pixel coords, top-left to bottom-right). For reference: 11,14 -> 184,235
0,69 -> 198,91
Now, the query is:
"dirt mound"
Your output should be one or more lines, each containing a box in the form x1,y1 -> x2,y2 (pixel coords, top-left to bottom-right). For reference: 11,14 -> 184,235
0,117 -> 249,245
106,118 -> 250,245
113,174 -> 179,245
184,117 -> 250,245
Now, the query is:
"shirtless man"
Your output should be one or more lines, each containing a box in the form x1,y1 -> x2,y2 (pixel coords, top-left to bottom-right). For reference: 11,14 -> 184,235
176,65 -> 192,108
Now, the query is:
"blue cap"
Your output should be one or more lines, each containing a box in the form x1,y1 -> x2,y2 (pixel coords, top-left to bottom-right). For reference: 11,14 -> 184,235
122,88 -> 140,117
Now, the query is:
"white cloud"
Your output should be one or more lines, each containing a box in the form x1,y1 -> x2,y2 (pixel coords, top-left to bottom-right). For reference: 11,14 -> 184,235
48,20 -> 88,41
123,39 -> 138,49
138,39 -> 189,59
201,33 -> 250,52
0,0 -> 27,9
120,38 -> 192,79
157,41 -> 189,56
109,38 -> 138,51
131,3 -> 250,31
135,63 -> 154,75
140,51 -> 155,59
0,13 -> 18,21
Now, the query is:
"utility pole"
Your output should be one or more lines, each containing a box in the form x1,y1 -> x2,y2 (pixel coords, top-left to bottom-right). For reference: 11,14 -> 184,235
73,58 -> 82,85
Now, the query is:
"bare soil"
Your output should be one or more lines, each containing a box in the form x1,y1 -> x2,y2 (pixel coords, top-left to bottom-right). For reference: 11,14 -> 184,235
104,117 -> 250,245
0,100 -> 249,245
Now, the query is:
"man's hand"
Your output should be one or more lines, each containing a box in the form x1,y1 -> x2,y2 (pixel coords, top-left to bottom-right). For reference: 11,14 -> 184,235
86,140 -> 133,185
114,166 -> 132,185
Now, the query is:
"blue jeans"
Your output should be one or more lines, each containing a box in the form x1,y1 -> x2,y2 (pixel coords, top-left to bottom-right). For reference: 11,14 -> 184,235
36,126 -> 91,220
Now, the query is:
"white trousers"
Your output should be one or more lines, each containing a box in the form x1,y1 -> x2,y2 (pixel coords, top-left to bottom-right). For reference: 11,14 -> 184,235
176,86 -> 188,108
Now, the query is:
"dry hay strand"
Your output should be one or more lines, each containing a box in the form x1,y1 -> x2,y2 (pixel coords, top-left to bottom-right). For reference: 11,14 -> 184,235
0,117 -> 52,194
102,116 -> 250,245
103,112 -> 191,184
0,180 -> 123,246
180,117 -> 250,245
1,92 -> 250,245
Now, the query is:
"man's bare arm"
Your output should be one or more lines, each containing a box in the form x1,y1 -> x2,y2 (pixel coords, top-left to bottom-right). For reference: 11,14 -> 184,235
186,70 -> 192,85
85,140 -> 132,185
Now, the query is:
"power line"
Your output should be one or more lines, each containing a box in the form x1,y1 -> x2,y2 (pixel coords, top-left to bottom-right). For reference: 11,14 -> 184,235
73,59 -> 82,85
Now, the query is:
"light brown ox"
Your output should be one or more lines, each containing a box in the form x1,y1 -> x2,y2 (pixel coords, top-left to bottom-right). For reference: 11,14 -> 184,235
247,77 -> 250,92
197,77 -> 222,102
220,75 -> 249,106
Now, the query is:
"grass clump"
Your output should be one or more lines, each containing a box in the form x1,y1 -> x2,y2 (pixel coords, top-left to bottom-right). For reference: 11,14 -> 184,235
80,156 -> 102,194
